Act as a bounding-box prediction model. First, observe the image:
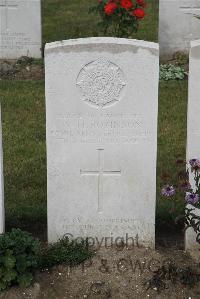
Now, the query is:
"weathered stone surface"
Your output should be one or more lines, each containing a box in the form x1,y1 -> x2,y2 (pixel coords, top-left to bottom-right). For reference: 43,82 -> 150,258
159,0 -> 200,58
186,39 -> 200,259
0,104 -> 4,234
45,37 -> 159,247
0,0 -> 42,59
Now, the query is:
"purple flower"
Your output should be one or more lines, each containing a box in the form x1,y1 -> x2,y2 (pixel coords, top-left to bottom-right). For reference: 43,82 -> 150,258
189,159 -> 200,171
161,185 -> 176,197
185,192 -> 200,204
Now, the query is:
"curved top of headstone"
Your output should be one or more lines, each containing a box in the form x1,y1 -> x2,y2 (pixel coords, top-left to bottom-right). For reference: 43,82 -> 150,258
190,39 -> 200,48
45,37 -> 159,55
190,39 -> 200,59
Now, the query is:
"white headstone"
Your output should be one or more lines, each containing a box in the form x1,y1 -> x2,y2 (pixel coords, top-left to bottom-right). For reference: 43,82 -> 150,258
45,37 -> 159,247
186,39 -> 200,259
159,0 -> 200,58
0,104 -> 4,235
0,0 -> 42,59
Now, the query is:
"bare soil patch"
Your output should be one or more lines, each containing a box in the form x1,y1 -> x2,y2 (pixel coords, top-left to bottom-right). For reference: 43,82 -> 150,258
0,243 -> 200,299
0,58 -> 44,80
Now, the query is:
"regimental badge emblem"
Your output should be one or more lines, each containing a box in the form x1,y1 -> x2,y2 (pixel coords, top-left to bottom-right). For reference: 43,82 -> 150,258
76,58 -> 126,108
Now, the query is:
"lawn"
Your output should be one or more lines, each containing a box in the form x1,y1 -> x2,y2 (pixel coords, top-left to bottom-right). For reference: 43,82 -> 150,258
157,81 -> 188,231
0,81 -> 46,232
42,0 -> 158,46
0,0 -> 188,234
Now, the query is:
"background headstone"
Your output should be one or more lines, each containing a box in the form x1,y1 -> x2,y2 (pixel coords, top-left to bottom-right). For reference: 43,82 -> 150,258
159,0 -> 200,58
0,0 -> 42,59
0,104 -> 4,235
45,37 -> 159,247
186,39 -> 200,259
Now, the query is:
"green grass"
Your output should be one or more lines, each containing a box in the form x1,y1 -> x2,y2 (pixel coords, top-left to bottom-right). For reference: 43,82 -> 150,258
0,81 -> 46,231
0,79 -> 188,233
157,81 -> 188,231
40,237 -> 94,268
42,0 -> 158,47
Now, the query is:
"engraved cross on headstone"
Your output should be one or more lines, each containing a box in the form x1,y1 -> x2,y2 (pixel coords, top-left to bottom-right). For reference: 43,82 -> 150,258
80,149 -> 121,213
0,0 -> 18,32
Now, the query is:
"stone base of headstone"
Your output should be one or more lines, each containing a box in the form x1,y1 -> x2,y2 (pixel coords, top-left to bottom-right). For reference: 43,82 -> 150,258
185,207 -> 200,261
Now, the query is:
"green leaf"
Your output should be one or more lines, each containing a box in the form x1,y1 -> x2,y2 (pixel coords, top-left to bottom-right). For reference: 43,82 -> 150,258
3,254 -> 16,269
17,273 -> 33,288
0,229 -> 41,290
0,280 -> 7,291
3,269 -> 17,282
160,64 -> 185,81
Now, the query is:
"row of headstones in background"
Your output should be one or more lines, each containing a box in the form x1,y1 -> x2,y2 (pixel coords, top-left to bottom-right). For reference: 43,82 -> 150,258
159,0 -> 200,58
0,0 -> 42,59
0,0 -> 200,59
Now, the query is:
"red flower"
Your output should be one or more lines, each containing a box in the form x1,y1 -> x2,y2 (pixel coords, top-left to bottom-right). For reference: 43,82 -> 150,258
136,0 -> 146,7
120,0 -> 133,9
132,7 -> 145,18
104,2 -> 118,15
